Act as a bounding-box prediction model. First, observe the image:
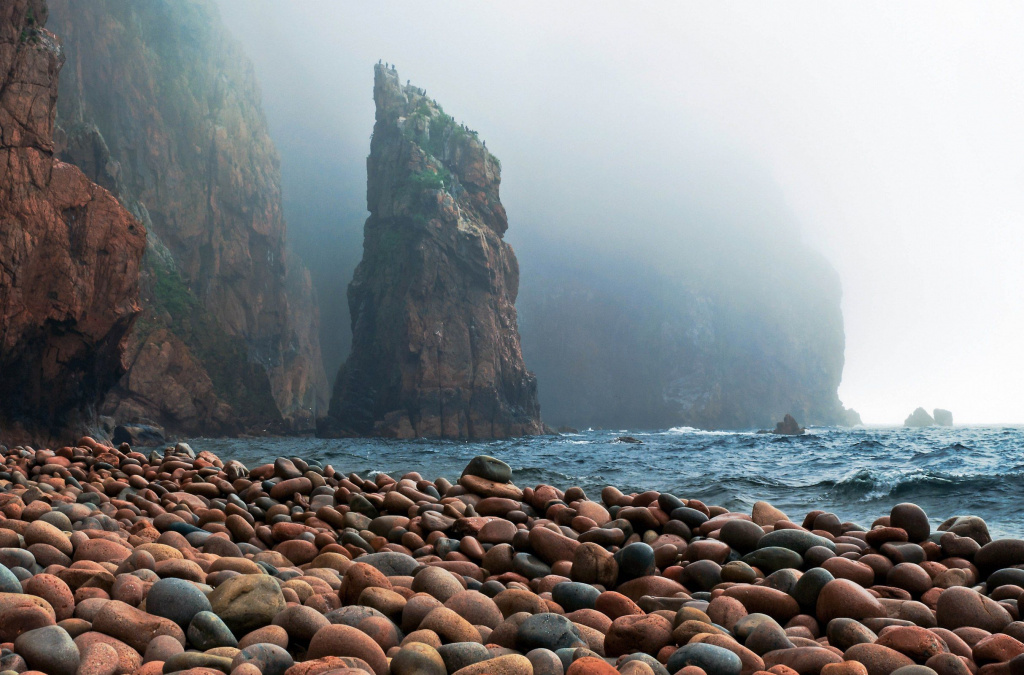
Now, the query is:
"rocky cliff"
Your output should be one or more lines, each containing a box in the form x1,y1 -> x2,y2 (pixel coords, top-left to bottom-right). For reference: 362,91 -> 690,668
321,65 -> 543,439
517,242 -> 857,430
0,0 -> 146,444
46,0 -> 328,434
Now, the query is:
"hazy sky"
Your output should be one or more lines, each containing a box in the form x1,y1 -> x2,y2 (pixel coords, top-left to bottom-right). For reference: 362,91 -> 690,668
218,1 -> 1024,424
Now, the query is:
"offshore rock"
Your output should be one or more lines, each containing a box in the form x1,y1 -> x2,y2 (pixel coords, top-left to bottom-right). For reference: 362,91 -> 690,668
773,414 -> 805,435
905,408 -> 936,428
933,409 -> 953,426
0,0 -> 146,445
47,0 -> 329,434
321,65 -> 542,440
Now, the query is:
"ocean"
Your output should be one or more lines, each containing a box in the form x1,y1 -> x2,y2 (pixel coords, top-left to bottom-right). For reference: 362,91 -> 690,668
187,425 -> 1024,538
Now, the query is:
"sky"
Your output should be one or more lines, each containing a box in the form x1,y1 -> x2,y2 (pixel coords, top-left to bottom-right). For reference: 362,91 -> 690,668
217,1 -> 1024,424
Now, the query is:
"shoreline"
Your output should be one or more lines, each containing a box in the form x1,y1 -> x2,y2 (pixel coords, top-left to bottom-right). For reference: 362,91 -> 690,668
0,436 -> 1021,675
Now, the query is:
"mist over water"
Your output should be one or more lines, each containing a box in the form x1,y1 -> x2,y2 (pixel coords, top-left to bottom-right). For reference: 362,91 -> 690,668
216,1 -> 1024,424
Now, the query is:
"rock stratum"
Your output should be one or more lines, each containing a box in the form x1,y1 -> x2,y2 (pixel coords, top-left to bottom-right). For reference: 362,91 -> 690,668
321,65 -> 543,440
0,0 -> 146,445
1,438 -> 1024,675
45,0 -> 329,436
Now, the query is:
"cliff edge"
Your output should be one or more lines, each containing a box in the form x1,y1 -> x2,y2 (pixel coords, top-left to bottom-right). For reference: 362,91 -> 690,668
47,0 -> 329,434
321,65 -> 542,439
0,0 -> 145,444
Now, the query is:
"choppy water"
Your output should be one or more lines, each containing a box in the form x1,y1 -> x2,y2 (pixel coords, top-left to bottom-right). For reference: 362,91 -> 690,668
187,426 -> 1024,538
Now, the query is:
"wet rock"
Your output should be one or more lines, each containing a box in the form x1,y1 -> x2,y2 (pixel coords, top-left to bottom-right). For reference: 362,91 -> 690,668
463,456 -> 513,484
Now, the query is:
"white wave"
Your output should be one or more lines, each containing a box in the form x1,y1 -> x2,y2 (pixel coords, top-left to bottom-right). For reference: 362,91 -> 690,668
662,426 -> 749,436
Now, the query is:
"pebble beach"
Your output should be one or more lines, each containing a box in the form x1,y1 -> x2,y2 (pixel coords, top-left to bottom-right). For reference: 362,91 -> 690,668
1,437 -> 1023,675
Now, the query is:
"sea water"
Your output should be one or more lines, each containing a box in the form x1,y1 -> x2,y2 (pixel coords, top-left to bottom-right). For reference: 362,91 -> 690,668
187,425 -> 1024,538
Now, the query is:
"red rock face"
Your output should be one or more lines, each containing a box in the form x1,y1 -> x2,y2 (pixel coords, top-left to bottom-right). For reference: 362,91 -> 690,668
45,0 -> 328,434
321,65 -> 543,440
0,0 -> 146,444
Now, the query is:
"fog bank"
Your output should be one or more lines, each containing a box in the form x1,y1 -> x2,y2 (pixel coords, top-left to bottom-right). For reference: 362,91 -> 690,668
217,1 -> 1024,424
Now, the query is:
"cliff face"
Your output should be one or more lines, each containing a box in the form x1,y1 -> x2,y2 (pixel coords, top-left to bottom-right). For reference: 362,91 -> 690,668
517,242 -> 854,430
321,65 -> 543,439
46,0 -> 328,433
0,0 -> 146,444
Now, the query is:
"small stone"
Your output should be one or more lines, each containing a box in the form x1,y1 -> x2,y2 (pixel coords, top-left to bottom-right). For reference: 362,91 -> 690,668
412,566 -> 464,603
604,613 -> 673,657
528,648 -> 565,675
24,573 -> 75,621
188,610 -> 238,650
91,600 -> 185,653
143,633 -> 184,663
752,502 -> 790,527
25,519 -> 73,556
230,643 -> 295,675
453,654 -> 534,675
719,520 -> 765,553
936,587 -> 1013,632
77,641 -> 119,675
552,582 -> 600,613
14,625 -> 80,675
419,606 -> 482,643
207,574 -> 286,635
146,577 -> 212,630
74,632 -> 144,673
438,642 -> 492,673
517,613 -> 586,652
757,530 -> 836,555
462,456 -> 513,484
614,543 -> 656,584
826,618 -> 879,652
890,504 -> 930,542
566,656 -> 619,675
306,624 -> 389,675
444,590 -> 504,629
667,643 -> 743,675
391,642 -> 447,675
816,579 -> 887,624
844,643 -> 915,675
163,651 -> 234,673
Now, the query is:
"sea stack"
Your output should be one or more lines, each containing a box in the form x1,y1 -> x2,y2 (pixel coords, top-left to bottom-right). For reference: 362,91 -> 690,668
905,407 -> 936,427
0,0 -> 146,445
320,65 -> 543,439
